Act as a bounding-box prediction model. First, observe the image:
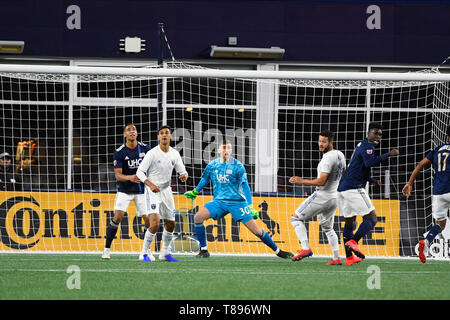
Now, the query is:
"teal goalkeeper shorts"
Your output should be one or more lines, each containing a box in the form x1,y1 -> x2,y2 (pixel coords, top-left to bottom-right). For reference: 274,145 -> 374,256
204,199 -> 253,224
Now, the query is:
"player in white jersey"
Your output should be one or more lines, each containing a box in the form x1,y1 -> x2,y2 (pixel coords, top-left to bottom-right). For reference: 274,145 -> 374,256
289,130 -> 346,265
136,125 -> 188,262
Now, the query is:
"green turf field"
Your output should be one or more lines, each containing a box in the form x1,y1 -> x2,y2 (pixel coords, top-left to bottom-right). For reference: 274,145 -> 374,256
0,253 -> 448,300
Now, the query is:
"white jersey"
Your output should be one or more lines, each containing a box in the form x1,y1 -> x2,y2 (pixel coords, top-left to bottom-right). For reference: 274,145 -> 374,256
136,145 -> 187,190
316,149 -> 346,194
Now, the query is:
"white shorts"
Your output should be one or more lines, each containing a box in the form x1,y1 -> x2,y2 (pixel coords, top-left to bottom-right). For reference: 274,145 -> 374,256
114,192 -> 148,217
294,191 -> 337,228
337,188 -> 375,218
432,193 -> 450,221
145,186 -> 176,221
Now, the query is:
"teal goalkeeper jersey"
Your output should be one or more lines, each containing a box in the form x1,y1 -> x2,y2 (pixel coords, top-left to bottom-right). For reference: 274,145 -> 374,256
195,157 -> 252,203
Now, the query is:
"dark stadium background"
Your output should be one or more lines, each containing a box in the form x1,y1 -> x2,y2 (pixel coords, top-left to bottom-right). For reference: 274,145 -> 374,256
1,0 -> 449,256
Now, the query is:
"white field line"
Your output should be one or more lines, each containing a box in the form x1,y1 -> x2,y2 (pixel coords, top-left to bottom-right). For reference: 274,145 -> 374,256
0,268 -> 446,276
0,257 -> 444,265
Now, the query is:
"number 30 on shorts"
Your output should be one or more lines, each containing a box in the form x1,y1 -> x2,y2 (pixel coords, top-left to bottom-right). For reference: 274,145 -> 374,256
239,206 -> 250,216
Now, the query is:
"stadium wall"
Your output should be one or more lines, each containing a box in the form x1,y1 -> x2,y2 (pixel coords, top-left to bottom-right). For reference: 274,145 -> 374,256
1,0 -> 450,64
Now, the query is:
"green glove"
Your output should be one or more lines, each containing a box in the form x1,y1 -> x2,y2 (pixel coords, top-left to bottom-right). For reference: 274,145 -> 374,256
184,189 -> 199,200
248,204 -> 259,220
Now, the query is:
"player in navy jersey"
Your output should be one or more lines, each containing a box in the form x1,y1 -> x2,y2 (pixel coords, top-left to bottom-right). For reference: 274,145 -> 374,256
184,139 -> 293,259
102,124 -> 151,260
402,125 -> 450,263
337,122 -> 399,265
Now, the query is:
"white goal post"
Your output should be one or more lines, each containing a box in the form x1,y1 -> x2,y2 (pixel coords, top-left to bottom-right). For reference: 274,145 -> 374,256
1,63 -> 450,80
0,62 -> 449,259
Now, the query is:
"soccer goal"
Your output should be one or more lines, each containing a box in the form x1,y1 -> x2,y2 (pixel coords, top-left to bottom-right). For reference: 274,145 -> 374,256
0,62 -> 449,259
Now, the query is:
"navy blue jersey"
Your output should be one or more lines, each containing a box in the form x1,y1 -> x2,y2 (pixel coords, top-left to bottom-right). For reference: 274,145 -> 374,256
338,138 -> 391,192
426,142 -> 450,195
113,142 -> 151,194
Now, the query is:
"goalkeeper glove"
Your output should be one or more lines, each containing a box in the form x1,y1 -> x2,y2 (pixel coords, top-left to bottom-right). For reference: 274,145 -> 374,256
248,204 -> 259,220
184,189 -> 199,200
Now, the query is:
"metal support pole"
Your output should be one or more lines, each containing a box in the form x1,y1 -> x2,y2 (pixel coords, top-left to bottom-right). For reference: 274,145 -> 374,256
157,22 -> 164,130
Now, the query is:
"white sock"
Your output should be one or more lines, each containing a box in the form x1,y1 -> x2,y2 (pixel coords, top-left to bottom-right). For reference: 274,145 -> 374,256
324,228 -> 340,260
142,229 -> 155,254
291,218 -> 309,250
161,229 -> 173,254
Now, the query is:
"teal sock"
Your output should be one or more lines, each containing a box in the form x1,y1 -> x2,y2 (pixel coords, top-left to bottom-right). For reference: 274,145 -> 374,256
259,230 -> 278,252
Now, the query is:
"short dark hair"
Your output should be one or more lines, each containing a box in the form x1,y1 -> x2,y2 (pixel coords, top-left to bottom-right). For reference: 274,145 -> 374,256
368,122 -> 383,132
219,139 -> 231,146
124,123 -> 136,131
158,125 -> 172,133
319,129 -> 334,141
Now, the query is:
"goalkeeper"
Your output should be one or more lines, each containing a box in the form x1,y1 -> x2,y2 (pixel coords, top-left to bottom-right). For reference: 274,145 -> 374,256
185,139 -> 293,259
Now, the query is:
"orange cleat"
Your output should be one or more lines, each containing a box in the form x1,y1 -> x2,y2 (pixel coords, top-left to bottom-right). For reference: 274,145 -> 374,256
345,255 -> 363,266
292,249 -> 313,261
345,239 -> 365,259
418,240 -> 427,263
326,258 -> 342,266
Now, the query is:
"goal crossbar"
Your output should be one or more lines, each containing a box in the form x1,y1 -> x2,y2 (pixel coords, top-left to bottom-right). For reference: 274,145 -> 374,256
0,64 -> 450,82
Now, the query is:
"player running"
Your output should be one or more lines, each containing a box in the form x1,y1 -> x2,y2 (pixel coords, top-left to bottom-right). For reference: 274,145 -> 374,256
337,122 -> 399,265
402,125 -> 450,263
102,124 -> 151,260
136,125 -> 188,262
289,130 -> 346,265
184,139 -> 294,259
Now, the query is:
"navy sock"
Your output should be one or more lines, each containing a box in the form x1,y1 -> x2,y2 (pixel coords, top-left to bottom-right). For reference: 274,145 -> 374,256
105,221 -> 119,249
343,225 -> 354,257
259,230 -> 278,252
425,224 -> 442,244
353,219 -> 376,243
194,223 -> 207,248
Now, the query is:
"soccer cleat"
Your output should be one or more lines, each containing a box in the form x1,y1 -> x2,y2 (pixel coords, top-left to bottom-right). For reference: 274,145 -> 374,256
159,254 -> 179,262
418,240 -> 427,263
139,251 -> 155,262
291,249 -> 313,261
326,258 -> 342,266
140,254 -> 154,262
345,255 -> 363,266
277,249 -> 295,259
102,248 -> 111,260
345,239 -> 365,259
197,249 -> 210,258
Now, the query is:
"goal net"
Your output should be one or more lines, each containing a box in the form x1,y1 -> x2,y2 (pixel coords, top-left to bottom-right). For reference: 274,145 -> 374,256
0,62 -> 449,259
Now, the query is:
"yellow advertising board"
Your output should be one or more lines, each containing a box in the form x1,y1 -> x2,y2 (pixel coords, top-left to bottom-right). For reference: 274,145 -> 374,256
0,191 -> 400,256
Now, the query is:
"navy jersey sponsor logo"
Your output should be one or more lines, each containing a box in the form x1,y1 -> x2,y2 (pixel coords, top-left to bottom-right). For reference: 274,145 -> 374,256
127,158 -> 142,169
